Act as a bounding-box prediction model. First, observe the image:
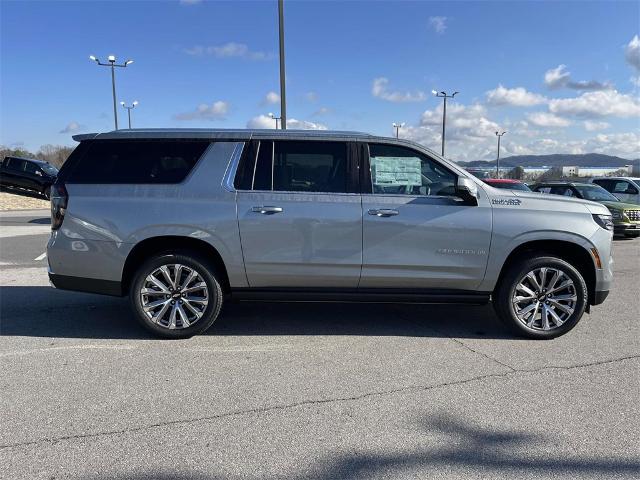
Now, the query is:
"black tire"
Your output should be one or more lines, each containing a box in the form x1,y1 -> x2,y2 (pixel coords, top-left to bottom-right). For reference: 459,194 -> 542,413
494,255 -> 588,339
130,251 -> 223,339
42,185 -> 51,200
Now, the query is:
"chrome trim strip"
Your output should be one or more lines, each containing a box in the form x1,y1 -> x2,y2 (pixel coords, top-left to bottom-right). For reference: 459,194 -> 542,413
222,142 -> 245,193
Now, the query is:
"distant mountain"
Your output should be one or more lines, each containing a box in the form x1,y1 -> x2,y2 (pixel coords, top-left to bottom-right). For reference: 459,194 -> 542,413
461,153 -> 638,169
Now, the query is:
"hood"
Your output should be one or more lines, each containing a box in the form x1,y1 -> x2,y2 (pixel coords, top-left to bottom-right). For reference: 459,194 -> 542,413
507,189 -> 609,215
599,200 -> 639,211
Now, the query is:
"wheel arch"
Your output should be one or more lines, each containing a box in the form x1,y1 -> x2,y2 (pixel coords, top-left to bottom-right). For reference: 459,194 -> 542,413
121,236 -> 231,295
495,239 -> 597,304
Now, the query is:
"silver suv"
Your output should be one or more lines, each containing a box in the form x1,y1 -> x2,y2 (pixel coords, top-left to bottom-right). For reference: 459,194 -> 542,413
47,129 -> 613,339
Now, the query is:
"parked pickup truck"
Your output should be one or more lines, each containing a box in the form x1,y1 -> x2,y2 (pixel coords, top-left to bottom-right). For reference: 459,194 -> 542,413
0,156 -> 58,198
47,129 -> 614,340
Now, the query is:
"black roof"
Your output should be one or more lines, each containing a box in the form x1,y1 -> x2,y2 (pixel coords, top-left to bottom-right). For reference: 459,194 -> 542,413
3,156 -> 52,166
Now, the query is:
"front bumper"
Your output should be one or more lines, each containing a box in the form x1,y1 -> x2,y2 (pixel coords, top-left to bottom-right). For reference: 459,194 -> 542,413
592,290 -> 609,305
613,222 -> 640,235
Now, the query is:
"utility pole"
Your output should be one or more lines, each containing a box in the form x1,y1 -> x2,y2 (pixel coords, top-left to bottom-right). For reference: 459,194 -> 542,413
432,90 -> 458,157
392,122 -> 405,139
278,0 -> 287,129
89,55 -> 133,130
495,131 -> 506,178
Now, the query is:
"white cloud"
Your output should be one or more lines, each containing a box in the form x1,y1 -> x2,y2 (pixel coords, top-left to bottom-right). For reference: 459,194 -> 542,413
625,34 -> 640,71
428,16 -> 448,34
263,91 -> 280,105
184,42 -> 271,60
548,90 -> 640,118
583,120 -> 610,132
526,112 -> 571,127
372,77 -> 426,102
305,91 -> 318,102
286,118 -> 327,130
246,115 -> 327,130
174,101 -> 229,120
543,64 -> 612,91
59,121 -> 83,134
312,106 -> 331,116
485,85 -> 547,107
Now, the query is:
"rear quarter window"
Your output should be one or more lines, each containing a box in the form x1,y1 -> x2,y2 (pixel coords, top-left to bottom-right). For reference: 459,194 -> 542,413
65,140 -> 210,184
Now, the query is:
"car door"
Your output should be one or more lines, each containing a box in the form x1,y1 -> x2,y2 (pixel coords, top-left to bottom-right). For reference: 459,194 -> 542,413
5,158 -> 28,188
22,161 -> 42,191
235,139 -> 363,288
610,180 -> 639,204
360,143 -> 492,291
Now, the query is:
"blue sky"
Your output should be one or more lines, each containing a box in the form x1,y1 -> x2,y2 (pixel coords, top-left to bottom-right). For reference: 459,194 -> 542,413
1,0 -> 639,161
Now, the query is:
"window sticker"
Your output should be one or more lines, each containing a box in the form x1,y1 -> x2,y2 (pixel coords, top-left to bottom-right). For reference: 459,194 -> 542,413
371,156 -> 422,187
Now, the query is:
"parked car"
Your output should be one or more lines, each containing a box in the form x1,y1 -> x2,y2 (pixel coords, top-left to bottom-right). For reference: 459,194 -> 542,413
48,129 -> 613,340
589,177 -> 640,205
0,156 -> 58,198
530,181 -> 640,238
483,178 -> 531,191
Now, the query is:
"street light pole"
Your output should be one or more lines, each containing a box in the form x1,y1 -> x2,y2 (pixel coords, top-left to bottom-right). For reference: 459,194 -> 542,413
432,90 -> 458,157
495,131 -> 506,178
392,122 -> 405,139
278,0 -> 287,129
89,55 -> 134,130
268,112 -> 281,129
120,101 -> 139,129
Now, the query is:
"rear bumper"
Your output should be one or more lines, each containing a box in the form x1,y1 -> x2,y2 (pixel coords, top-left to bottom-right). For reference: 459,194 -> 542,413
49,272 -> 123,297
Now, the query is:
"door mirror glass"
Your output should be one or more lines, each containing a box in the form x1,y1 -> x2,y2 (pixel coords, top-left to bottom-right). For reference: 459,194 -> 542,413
456,177 -> 479,206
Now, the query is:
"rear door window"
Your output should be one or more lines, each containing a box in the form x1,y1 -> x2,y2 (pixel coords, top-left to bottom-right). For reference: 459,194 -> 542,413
65,140 -> 210,184
235,140 -> 354,193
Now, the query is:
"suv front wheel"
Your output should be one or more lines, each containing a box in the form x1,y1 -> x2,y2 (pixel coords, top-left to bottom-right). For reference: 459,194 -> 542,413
130,252 -> 223,338
494,256 -> 588,339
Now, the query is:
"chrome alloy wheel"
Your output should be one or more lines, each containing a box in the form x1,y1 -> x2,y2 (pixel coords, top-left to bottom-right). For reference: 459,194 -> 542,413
140,264 -> 209,329
512,267 -> 577,331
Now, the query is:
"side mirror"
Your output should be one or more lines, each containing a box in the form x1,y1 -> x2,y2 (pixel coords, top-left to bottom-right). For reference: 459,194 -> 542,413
456,176 -> 479,206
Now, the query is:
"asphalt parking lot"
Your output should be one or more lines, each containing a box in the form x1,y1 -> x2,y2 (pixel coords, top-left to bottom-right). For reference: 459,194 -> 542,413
1,208 -> 639,480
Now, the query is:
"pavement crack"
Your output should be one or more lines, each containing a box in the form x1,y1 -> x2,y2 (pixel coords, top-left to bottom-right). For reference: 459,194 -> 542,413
448,337 -> 518,372
1,354 -> 638,451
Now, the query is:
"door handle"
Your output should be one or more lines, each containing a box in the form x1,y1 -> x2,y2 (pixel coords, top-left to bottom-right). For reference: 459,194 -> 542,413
251,206 -> 283,215
368,208 -> 399,217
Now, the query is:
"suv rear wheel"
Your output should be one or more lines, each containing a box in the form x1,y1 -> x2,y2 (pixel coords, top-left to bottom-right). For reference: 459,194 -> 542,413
130,252 -> 223,338
494,256 -> 588,339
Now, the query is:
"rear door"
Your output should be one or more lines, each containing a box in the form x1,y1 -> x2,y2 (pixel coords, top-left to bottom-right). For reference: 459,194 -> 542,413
235,139 -> 362,288
4,158 -> 28,188
360,143 -> 492,291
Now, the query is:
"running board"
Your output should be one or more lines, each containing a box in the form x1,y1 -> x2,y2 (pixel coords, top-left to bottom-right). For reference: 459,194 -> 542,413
230,288 -> 490,305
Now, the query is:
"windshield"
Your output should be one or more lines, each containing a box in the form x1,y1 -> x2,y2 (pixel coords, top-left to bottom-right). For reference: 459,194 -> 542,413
489,182 -> 531,191
40,164 -> 58,176
574,184 -> 619,202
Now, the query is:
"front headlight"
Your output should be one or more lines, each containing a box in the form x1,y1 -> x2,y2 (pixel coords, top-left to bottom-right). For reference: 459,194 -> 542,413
593,214 -> 614,231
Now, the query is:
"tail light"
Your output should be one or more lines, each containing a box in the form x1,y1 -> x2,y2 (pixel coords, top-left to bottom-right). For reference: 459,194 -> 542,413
50,182 -> 68,230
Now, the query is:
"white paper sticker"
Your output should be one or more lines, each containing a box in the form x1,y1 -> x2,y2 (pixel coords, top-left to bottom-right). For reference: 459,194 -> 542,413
372,156 -> 422,187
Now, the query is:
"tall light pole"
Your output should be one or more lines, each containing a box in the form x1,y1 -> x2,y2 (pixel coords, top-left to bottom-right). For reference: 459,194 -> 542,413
89,55 -> 134,130
495,131 -> 506,178
120,101 -> 139,129
392,122 -> 405,139
432,90 -> 458,157
278,0 -> 287,129
268,112 -> 281,129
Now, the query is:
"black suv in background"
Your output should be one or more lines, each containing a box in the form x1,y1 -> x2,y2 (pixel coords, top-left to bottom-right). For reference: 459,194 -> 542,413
0,156 -> 58,198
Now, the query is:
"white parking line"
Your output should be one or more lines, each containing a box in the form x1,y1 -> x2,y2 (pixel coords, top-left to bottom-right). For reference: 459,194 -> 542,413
34,252 -> 47,261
